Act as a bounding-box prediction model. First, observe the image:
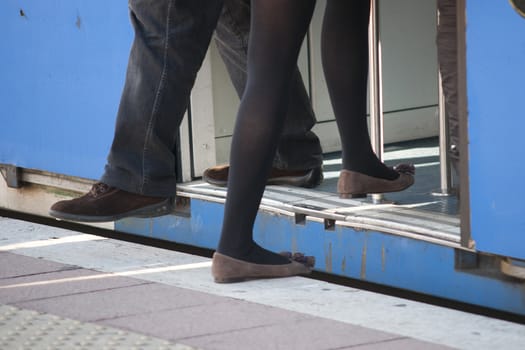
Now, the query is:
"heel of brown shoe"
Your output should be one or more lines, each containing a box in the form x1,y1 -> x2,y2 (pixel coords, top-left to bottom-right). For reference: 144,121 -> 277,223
338,170 -> 368,198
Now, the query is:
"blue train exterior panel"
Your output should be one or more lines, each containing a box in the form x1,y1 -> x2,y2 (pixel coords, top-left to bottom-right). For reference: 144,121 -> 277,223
466,2 -> 525,260
117,199 -> 525,316
0,1 -> 131,180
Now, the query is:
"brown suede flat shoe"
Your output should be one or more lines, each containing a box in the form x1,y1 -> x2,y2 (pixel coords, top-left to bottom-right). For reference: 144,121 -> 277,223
212,252 -> 312,283
337,164 -> 415,199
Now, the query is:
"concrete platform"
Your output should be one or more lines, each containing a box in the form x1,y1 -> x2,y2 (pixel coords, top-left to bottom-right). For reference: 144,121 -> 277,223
0,217 -> 523,349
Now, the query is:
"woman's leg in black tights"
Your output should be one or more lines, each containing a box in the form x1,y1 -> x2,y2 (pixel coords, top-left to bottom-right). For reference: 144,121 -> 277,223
321,0 -> 398,180
217,0 -> 316,265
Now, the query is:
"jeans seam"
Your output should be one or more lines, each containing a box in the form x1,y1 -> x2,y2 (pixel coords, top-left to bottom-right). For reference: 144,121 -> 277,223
140,0 -> 173,194
219,3 -> 248,56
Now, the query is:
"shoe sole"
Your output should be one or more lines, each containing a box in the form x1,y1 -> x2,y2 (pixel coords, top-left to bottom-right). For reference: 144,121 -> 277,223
49,198 -> 173,223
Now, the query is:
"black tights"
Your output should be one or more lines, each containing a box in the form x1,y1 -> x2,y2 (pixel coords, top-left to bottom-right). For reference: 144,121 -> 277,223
218,0 -> 397,265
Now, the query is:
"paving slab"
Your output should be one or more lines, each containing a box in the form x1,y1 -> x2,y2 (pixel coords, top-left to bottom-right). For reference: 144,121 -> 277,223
0,266 -> 147,304
181,316 -> 403,350
102,297 -> 316,341
0,251 -> 75,279
0,304 -> 194,350
15,282 -> 221,322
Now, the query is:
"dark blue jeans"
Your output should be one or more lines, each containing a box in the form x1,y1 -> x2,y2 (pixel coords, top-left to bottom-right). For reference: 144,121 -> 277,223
102,0 -> 322,197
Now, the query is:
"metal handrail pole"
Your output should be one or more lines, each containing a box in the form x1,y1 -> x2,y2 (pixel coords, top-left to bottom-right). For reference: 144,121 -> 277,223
437,71 -> 453,194
433,7 -> 453,197
368,0 -> 385,203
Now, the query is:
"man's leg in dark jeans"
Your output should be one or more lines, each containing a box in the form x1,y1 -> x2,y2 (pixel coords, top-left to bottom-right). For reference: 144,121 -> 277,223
102,0 -> 224,196
50,0 -> 225,222
203,0 -> 324,188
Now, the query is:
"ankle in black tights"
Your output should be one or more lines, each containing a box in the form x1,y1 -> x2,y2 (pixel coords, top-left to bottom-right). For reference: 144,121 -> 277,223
321,0 -> 397,181
217,0 -> 316,265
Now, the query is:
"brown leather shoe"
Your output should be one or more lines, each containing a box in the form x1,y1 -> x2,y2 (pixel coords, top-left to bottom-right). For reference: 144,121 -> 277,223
337,164 -> 415,198
212,252 -> 313,283
203,165 -> 323,188
49,183 -> 172,222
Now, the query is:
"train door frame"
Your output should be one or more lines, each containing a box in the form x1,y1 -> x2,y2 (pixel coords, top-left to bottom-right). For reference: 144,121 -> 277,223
456,0 -> 472,249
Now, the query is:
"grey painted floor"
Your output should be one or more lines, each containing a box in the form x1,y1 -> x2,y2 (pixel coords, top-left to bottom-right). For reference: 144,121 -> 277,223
317,137 -> 459,215
1,217 -> 523,349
